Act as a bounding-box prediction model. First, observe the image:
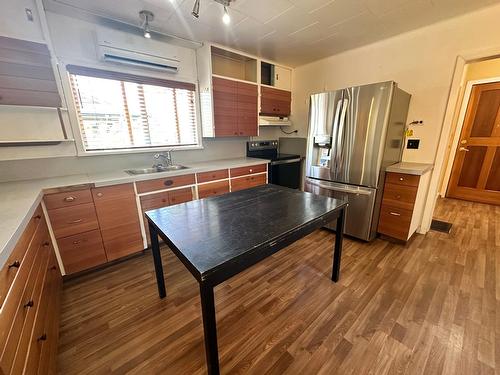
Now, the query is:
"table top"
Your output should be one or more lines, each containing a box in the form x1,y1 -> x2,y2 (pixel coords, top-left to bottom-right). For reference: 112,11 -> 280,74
145,184 -> 347,284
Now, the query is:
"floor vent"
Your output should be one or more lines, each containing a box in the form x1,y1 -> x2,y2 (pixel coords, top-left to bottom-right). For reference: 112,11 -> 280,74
430,219 -> 453,233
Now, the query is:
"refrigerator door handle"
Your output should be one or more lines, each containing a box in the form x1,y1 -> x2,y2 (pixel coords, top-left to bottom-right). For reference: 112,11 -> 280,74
335,98 -> 349,174
330,99 -> 344,174
307,179 -> 372,196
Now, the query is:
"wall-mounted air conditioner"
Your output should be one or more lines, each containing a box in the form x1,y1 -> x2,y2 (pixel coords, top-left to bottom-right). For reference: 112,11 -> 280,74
96,29 -> 180,74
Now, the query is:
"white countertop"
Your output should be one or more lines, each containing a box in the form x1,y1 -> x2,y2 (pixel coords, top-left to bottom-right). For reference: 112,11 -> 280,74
386,162 -> 434,176
0,157 -> 268,268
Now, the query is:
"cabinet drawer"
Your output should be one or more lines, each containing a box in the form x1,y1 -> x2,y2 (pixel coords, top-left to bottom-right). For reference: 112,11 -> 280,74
198,180 -> 230,199
169,187 -> 193,206
47,203 -> 99,239
136,174 -> 195,194
57,230 -> 107,274
196,169 -> 229,183
0,239 -> 50,374
44,188 -> 92,210
230,164 -> 267,178
378,204 -> 412,241
0,206 -> 43,308
140,191 -> 170,212
385,172 -> 420,187
382,183 -> 418,211
231,174 -> 267,192
8,243 -> 50,375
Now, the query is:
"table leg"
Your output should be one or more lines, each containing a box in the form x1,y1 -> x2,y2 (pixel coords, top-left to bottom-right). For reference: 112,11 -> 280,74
149,222 -> 166,298
199,283 -> 220,375
332,208 -> 345,282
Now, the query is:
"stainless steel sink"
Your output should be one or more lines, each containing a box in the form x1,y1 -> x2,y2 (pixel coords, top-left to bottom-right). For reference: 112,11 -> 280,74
125,165 -> 189,175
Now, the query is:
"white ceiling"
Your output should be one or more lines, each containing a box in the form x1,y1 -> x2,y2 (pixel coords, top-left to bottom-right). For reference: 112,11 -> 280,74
49,0 -> 499,66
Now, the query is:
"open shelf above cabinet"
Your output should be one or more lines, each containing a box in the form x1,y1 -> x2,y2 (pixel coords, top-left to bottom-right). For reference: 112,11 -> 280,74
211,46 -> 257,83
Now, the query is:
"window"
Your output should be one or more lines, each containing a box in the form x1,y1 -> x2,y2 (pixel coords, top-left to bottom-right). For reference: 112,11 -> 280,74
67,65 -> 198,151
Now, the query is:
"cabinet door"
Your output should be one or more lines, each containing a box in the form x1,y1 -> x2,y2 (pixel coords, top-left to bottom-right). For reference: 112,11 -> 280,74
260,86 -> 291,116
237,82 -> 258,136
274,65 -> 291,91
92,184 -> 144,261
213,77 -> 238,137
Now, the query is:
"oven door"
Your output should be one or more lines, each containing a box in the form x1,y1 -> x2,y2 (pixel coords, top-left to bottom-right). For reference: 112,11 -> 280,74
305,177 -> 377,241
269,158 -> 302,189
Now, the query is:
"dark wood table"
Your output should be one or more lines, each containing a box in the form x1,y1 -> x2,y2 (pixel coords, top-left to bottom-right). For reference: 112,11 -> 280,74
146,184 -> 347,375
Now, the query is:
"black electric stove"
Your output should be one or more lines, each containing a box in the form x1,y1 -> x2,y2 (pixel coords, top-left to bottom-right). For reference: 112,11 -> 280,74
247,140 -> 302,189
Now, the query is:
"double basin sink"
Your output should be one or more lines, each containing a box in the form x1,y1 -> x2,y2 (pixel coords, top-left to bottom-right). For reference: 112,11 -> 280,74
125,165 -> 189,175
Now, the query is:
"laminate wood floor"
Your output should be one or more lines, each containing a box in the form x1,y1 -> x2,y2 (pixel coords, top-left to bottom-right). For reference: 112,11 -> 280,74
57,197 -> 500,374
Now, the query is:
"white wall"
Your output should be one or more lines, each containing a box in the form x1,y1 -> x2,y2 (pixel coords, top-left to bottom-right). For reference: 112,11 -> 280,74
291,3 -> 500,164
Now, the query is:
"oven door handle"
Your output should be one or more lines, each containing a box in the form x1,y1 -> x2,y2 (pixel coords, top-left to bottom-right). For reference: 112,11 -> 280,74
270,158 -> 302,166
307,179 -> 372,195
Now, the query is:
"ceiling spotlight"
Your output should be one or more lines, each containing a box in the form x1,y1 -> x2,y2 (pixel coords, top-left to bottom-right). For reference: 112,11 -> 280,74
222,5 -> 230,25
139,10 -> 154,39
192,0 -> 200,18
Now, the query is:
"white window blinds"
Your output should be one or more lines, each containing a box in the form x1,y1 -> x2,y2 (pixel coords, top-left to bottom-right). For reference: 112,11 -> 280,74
67,65 -> 198,151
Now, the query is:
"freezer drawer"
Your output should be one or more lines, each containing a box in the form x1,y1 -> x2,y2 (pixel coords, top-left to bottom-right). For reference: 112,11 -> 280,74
305,178 -> 377,241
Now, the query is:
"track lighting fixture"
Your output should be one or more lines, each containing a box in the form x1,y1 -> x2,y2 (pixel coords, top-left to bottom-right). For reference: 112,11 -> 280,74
192,0 -> 232,25
192,0 -> 200,18
139,10 -> 154,39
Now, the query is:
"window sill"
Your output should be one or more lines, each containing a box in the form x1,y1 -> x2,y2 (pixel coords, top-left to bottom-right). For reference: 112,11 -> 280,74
77,144 -> 204,156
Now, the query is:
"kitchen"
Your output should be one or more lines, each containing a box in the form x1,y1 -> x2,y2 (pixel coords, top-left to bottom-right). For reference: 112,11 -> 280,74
1,0 -> 499,374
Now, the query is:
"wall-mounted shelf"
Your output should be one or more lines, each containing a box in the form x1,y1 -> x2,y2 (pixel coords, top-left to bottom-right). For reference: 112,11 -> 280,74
0,139 -> 75,147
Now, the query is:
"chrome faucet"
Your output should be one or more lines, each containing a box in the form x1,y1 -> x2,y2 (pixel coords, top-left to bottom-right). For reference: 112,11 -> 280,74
153,151 -> 173,170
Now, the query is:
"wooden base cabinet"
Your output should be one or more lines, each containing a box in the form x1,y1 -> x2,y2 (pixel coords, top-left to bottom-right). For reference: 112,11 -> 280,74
378,171 -> 431,242
0,205 -> 62,375
92,184 -> 143,261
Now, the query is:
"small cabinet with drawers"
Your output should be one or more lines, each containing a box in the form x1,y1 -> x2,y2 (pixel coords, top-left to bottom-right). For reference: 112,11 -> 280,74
0,205 -> 61,375
45,188 -> 107,274
230,164 -> 268,192
378,171 -> 430,242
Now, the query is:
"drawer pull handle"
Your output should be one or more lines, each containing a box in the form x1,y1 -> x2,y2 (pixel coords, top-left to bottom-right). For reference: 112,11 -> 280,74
96,192 -> 103,197
64,196 -> 76,202
163,180 -> 173,187
24,300 -> 34,308
68,219 -> 83,224
42,241 -> 50,247
389,212 -> 401,216
73,240 -> 82,245
249,169 -> 253,172
8,260 -> 20,269
396,195 -> 401,199
37,334 -> 47,342
399,178 -> 404,181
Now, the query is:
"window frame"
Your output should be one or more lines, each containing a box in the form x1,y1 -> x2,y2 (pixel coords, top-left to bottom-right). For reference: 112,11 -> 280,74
61,63 -> 203,156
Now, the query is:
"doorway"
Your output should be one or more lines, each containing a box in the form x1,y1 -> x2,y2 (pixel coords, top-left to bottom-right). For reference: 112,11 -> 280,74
446,81 -> 500,205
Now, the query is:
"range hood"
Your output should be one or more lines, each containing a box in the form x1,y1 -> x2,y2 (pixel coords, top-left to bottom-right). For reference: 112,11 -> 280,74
258,116 -> 292,127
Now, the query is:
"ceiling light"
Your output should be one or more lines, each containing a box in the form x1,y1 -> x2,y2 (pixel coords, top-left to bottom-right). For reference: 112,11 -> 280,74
139,10 -> 154,39
192,0 -> 200,18
222,6 -> 230,25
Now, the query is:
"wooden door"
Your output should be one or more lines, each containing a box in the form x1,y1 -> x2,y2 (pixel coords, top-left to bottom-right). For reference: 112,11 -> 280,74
237,81 -> 258,136
260,86 -> 291,116
447,82 -> 500,205
92,184 -> 144,261
213,77 -> 238,137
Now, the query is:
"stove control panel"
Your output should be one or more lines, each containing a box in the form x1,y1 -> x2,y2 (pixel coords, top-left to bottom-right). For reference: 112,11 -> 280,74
247,140 -> 278,151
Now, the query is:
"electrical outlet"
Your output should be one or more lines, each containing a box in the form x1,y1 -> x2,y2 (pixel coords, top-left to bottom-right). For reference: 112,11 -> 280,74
407,139 -> 420,149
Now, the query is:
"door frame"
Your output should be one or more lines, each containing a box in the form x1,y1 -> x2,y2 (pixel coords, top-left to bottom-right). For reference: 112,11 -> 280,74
441,76 -> 500,196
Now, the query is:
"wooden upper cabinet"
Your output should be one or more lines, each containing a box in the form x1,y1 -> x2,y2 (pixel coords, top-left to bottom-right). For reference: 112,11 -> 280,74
92,183 -> 144,261
237,82 -> 258,136
0,36 -> 61,107
212,77 -> 258,137
260,86 -> 291,117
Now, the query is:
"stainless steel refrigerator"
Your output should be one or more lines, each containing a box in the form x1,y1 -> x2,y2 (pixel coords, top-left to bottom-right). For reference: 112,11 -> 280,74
304,81 -> 411,241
